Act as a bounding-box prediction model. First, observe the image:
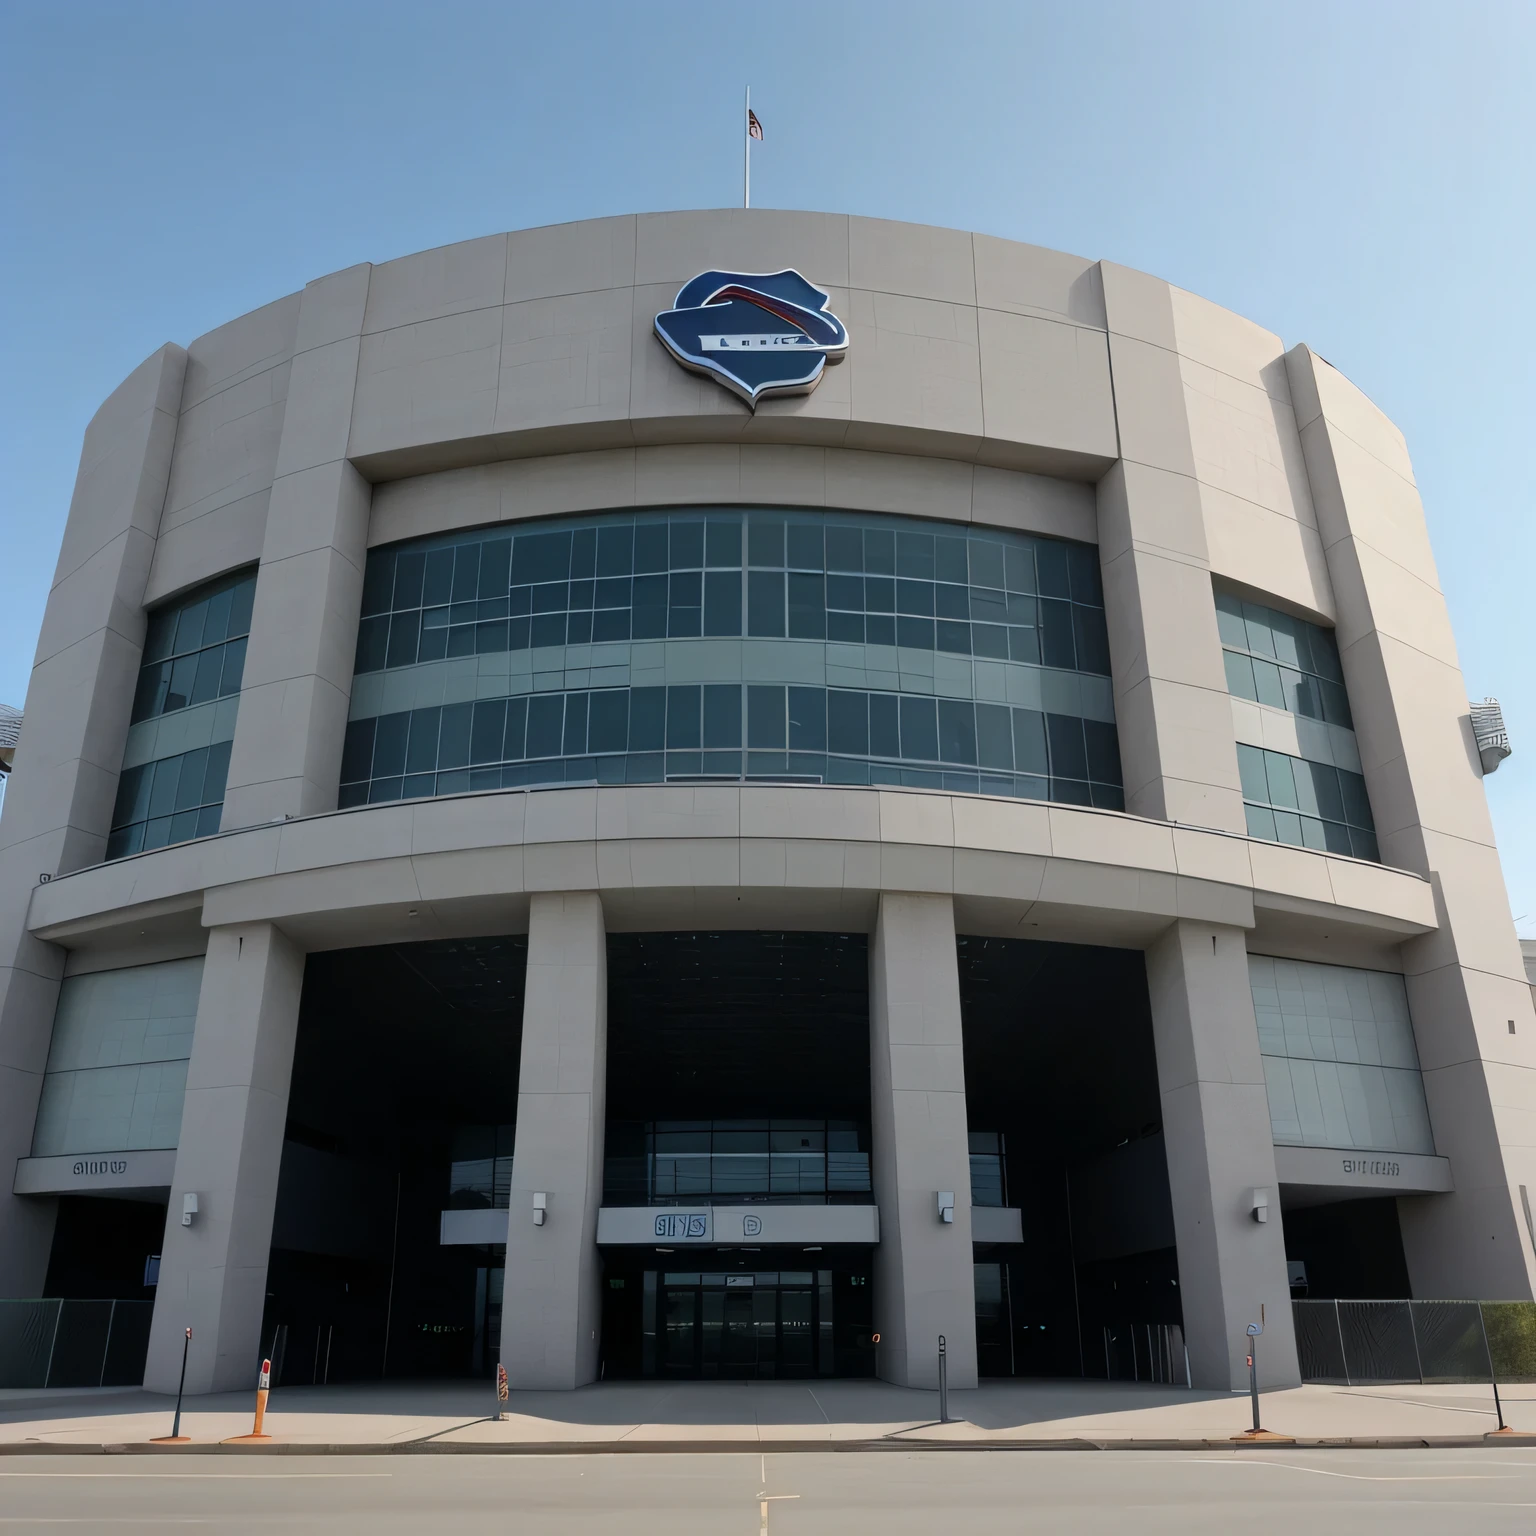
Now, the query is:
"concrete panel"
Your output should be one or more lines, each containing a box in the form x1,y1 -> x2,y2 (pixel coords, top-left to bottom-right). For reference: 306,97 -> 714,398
844,289 -> 983,441
144,490 -> 269,606
1147,920 -> 1298,1388
494,288 -> 631,436
868,892 -> 977,1389
507,216 -> 637,304
500,891 -> 606,1389
977,310 -> 1117,462
849,217 -> 974,306
635,209 -> 850,290
179,293 -> 300,413
144,922 -> 303,1393
972,236 -> 1104,327
351,310 -> 501,453
362,233 -> 508,334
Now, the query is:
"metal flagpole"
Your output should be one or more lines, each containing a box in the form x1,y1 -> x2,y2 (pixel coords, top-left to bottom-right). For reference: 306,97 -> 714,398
744,86 -> 751,209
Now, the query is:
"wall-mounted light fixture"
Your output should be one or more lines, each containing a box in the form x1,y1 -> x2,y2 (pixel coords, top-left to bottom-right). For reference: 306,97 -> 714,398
181,1192 -> 199,1228
936,1191 -> 955,1224
1250,1188 -> 1269,1224
533,1192 -> 547,1227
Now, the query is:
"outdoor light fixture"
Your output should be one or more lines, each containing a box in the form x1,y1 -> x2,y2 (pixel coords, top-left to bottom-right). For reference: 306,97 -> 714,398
181,1192 -> 199,1228
1250,1188 -> 1269,1224
936,1191 -> 955,1224
533,1192 -> 547,1226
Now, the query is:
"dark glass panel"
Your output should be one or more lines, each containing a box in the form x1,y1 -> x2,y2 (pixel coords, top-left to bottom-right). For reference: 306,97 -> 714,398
1039,599 -> 1075,669
470,700 -> 507,765
173,747 -> 209,812
1004,543 -> 1036,593
372,712 -> 410,778
360,550 -> 396,617
869,693 -> 900,758
1291,755 -> 1322,817
827,610 -> 863,643
935,620 -> 971,656
173,597 -> 209,656
563,693 -> 589,755
975,703 -> 1013,770
570,527 -> 597,580
341,719 -> 376,783
218,635 -> 248,696
189,647 -> 223,707
226,575 -> 256,638
968,587 -> 1006,624
203,739 -> 232,805
1036,541 -> 1070,599
141,816 -> 174,851
195,804 -> 224,837
163,654 -> 196,713
970,624 -> 1007,659
1242,602 -> 1278,658
567,578 -> 595,611
422,548 -> 454,607
862,526 -> 894,575
405,707 -> 441,775
747,685 -> 786,749
112,764 -> 151,829
747,571 -> 785,637
143,608 -> 177,663
703,571 -> 742,636
1264,750 -> 1300,810
478,538 -> 512,599
167,809 -> 200,844
525,695 -> 565,759
827,690 -> 869,756
786,523 -> 824,571
788,687 -> 826,751
202,586 -> 233,646
1072,607 -> 1112,675
670,520 -> 705,570
825,525 -> 862,573
1084,721 -> 1122,785
147,756 -> 182,820
1052,778 -> 1093,807
592,608 -> 630,644
447,623 -> 478,657
666,686 -> 701,749
597,522 -> 634,577
1046,715 -> 1089,780
588,690 -> 629,754
826,573 -> 863,611
385,611 -> 421,668
439,702 -> 472,769
895,530 -> 934,580
503,696 -> 528,761
633,523 -> 669,574
1339,770 -> 1374,829
1312,761 -> 1346,823
865,614 -> 896,646
863,575 -> 894,614
787,573 -> 826,638
1066,543 -> 1103,605
899,696 -> 938,761
968,538 -> 1005,590
748,515 -> 785,568
514,531 -> 570,585
938,699 -> 977,765
702,685 -> 741,749
368,777 -> 403,805
896,616 -> 934,650
1349,826 -> 1379,861
336,782 -> 368,810
1252,657 -> 1286,709
1224,649 -> 1258,701
393,550 -> 426,611
629,687 -> 666,751
1012,709 -> 1048,775
632,574 -> 668,639
1237,743 -> 1269,803
934,535 -> 967,585
131,662 -> 167,724
566,611 -> 593,644
1214,590 -> 1247,649
895,579 -> 934,616
1008,626 -> 1041,664
595,576 -> 631,609
1321,681 -> 1353,728
705,517 -> 742,569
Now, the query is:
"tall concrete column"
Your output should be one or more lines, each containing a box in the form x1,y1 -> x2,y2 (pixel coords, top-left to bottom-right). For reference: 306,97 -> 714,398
220,264 -> 372,830
1096,262 -> 1247,834
145,923 -> 303,1394
1148,920 -> 1298,1389
500,892 -> 607,1389
0,345 -> 186,1296
868,892 -> 977,1390
1287,345 -> 1536,1299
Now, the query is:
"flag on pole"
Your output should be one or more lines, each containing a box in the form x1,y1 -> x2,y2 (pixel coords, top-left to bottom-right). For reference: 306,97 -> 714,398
748,108 -> 764,141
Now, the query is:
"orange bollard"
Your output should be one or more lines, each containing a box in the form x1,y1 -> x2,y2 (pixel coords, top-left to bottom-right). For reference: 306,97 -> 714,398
223,1358 -> 273,1442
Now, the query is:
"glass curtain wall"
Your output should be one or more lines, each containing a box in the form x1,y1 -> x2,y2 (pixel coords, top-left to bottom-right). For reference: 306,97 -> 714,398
107,569 -> 255,859
341,508 -> 1122,808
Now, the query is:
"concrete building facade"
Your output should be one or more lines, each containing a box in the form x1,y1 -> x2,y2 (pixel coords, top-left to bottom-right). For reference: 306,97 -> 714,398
2,212 -> 1532,1397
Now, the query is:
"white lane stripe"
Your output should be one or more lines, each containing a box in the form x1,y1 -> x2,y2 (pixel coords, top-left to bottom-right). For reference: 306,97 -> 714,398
1179,1459 -> 1521,1482
0,1471 -> 390,1479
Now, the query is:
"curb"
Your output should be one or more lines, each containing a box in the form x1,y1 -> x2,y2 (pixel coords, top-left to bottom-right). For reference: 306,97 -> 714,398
3,1433 -> 1534,1455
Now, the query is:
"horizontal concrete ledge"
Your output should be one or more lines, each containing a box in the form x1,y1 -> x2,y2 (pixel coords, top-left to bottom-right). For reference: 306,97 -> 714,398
596,1203 -> 879,1246
348,415 -> 1117,487
4,1436 -> 1532,1455
971,1206 -> 1024,1244
1274,1144 -> 1453,1199
14,1148 -> 176,1198
27,785 -> 1437,954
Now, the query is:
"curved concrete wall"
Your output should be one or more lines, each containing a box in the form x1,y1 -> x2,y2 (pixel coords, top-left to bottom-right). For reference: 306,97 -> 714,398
1,212 -> 1531,1396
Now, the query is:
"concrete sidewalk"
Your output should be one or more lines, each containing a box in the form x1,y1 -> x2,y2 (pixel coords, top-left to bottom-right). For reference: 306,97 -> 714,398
2,1377 -> 1534,1452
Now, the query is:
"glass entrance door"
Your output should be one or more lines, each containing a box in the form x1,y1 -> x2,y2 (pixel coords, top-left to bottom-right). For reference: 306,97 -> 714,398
661,1287 -> 699,1377
651,1271 -> 828,1379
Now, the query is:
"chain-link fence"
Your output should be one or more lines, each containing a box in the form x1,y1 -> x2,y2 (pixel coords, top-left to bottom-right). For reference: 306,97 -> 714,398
1294,1299 -> 1536,1384
0,1300 -> 153,1389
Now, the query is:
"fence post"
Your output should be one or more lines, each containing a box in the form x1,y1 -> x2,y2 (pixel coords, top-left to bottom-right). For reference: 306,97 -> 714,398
1334,1298 -> 1351,1387
1406,1301 -> 1424,1385
99,1300 -> 117,1389
937,1335 -> 949,1425
41,1300 -> 63,1390
1477,1302 -> 1508,1434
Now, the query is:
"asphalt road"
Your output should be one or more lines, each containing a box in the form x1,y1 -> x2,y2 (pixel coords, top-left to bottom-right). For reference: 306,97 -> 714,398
2,1449 -> 1535,1533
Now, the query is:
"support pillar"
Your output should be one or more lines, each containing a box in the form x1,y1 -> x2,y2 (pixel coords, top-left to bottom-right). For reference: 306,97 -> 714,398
868,892 -> 977,1390
500,892 -> 607,1389
144,923 -> 303,1394
1147,920 -> 1298,1389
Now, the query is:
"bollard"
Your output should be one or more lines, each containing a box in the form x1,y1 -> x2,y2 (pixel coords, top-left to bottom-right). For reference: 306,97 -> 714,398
1231,1321 -> 1293,1443
151,1328 -> 192,1443
224,1358 -> 273,1442
937,1334 -> 949,1425
496,1362 -> 510,1422
1478,1302 -> 1513,1436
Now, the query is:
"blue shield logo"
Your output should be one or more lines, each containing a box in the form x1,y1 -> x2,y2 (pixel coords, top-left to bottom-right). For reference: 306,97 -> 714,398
654,269 -> 848,408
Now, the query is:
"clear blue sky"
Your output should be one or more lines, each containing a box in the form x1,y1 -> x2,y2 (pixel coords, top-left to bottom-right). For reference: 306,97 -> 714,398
2,1 -> 1531,934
